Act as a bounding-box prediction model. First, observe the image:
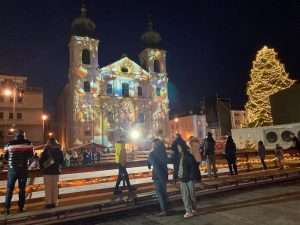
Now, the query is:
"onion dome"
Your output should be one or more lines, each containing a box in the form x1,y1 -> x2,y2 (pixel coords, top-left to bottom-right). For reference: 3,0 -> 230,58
71,1 -> 96,38
141,16 -> 162,49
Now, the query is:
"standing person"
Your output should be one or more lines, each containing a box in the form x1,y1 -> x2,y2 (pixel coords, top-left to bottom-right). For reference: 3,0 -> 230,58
148,138 -> 169,216
224,136 -> 238,175
114,139 -> 135,195
39,137 -> 64,208
203,132 -> 217,177
188,136 -> 202,181
64,151 -> 71,167
258,141 -> 267,169
178,141 -> 199,218
274,144 -> 284,169
171,134 -> 187,183
4,130 -> 34,214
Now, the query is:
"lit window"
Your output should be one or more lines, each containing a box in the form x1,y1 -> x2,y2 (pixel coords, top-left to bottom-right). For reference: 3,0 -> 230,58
82,49 -> 91,65
137,86 -> 143,97
122,83 -> 129,97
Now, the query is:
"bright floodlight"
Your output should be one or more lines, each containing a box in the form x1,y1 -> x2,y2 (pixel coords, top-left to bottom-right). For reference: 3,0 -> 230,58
3,89 -> 12,96
129,129 -> 141,140
174,117 -> 179,123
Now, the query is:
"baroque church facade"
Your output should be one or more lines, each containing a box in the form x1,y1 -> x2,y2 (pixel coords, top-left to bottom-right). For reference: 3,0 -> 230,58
56,3 -> 169,149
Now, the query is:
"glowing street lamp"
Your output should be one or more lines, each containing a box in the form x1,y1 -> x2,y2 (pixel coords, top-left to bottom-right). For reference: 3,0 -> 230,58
48,132 -> 53,137
3,89 -> 13,96
42,114 -> 49,143
174,117 -> 179,123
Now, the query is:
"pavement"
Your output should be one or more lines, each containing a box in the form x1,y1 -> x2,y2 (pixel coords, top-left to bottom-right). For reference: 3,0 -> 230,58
86,180 -> 300,225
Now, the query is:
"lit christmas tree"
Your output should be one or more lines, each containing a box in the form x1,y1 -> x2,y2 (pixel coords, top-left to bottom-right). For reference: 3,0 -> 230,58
245,46 -> 295,127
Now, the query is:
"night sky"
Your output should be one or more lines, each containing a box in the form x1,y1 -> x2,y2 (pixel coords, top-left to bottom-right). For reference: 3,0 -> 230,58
0,0 -> 299,115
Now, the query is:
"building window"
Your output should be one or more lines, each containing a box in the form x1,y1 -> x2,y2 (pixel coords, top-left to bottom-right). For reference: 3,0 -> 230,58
0,96 -> 4,102
10,97 -> 13,103
122,83 -> 129,97
17,96 -> 23,103
82,49 -> 91,65
0,112 -> 3,120
107,83 -> 113,95
154,60 -> 160,73
17,113 -> 22,120
156,87 -> 161,96
121,67 -> 128,73
9,112 -> 13,120
83,81 -> 90,92
138,113 -> 145,123
0,130 -> 3,139
137,86 -> 143,97
84,130 -> 91,136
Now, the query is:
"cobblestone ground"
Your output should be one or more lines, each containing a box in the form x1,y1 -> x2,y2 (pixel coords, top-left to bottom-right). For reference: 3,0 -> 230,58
86,180 -> 300,225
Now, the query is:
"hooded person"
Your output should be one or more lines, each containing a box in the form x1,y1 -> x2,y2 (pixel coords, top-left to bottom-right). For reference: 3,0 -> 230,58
4,129 -> 34,214
171,133 -> 188,183
148,138 -> 169,216
39,137 -> 64,208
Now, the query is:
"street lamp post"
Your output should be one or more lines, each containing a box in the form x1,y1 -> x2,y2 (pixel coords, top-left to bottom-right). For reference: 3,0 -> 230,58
42,114 -> 48,143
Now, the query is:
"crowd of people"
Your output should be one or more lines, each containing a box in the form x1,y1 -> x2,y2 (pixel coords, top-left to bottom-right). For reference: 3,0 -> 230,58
1,129 -> 300,218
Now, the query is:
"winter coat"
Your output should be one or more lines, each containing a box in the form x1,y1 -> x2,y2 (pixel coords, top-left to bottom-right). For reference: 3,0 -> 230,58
258,145 -> 266,159
148,140 -> 168,182
115,142 -> 127,166
39,144 -> 64,175
203,137 -> 215,156
4,138 -> 34,170
225,141 -> 237,163
178,151 -> 199,183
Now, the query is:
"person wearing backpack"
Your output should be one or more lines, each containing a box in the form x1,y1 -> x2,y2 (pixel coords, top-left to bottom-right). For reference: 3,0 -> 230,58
39,137 -> 64,208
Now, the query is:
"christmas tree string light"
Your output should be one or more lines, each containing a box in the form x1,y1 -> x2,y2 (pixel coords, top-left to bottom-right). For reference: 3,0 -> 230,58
245,46 -> 295,127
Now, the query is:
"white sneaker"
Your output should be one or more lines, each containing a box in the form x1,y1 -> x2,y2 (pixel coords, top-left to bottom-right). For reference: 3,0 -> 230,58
184,212 -> 194,218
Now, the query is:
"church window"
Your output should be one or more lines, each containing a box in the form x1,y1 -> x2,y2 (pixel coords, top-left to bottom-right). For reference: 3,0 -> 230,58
137,86 -> 143,97
107,83 -> 113,95
156,87 -> 161,96
121,67 -> 128,73
82,49 -> 91,65
122,83 -> 129,97
154,59 -> 160,73
83,81 -> 90,92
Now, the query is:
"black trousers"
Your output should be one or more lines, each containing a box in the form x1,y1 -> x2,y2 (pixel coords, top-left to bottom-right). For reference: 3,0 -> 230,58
5,168 -> 28,210
227,160 -> 238,175
260,158 -> 267,169
173,157 -> 180,182
115,164 -> 131,190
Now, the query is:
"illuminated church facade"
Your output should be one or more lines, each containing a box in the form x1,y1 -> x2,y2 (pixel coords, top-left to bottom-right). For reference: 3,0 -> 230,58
56,3 -> 169,149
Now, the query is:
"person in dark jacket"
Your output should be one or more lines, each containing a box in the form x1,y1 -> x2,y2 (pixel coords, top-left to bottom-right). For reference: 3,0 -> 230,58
4,130 -> 34,214
258,141 -> 267,170
203,132 -> 217,177
171,133 -> 188,183
39,137 -> 64,208
178,142 -> 199,218
225,136 -> 238,175
148,138 -> 169,216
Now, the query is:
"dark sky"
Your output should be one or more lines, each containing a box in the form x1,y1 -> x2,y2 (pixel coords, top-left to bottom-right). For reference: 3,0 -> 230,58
0,0 -> 300,115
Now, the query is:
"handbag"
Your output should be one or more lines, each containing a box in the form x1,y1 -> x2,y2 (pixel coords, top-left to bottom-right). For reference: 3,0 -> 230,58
43,150 -> 55,169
